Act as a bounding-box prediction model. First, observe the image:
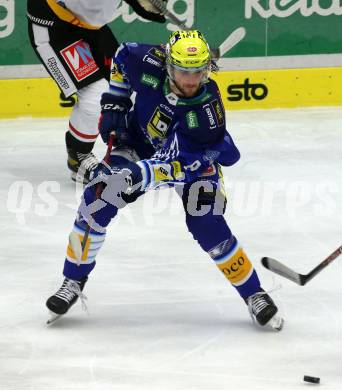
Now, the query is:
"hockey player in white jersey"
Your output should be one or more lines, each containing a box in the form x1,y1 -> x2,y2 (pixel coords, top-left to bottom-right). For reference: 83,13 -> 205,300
27,0 -> 167,183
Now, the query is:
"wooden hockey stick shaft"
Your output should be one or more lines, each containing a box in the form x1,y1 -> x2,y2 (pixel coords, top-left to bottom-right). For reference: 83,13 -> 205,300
261,245 -> 342,286
147,0 -> 245,59
303,245 -> 342,284
147,0 -> 186,27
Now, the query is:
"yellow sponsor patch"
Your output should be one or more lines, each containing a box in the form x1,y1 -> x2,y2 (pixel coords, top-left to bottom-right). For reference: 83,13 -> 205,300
110,65 -> 124,83
153,161 -> 184,182
217,247 -> 253,285
67,234 -> 90,262
171,161 -> 184,180
153,164 -> 173,182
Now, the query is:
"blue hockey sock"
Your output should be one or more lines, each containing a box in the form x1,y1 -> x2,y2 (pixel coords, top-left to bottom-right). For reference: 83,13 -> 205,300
63,217 -> 106,281
210,238 -> 261,299
63,183 -> 119,281
186,213 -> 261,299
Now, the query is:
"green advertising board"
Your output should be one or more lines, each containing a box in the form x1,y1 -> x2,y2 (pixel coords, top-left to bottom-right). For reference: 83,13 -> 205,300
1,0 -> 342,67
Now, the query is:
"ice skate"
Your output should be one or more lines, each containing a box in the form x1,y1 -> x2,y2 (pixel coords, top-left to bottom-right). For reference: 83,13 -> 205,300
46,277 -> 88,324
246,289 -> 284,331
67,148 -> 98,184
47,313 -> 63,325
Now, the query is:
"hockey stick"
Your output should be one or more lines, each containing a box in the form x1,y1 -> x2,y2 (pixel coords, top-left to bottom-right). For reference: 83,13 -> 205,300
261,245 -> 342,286
146,0 -> 246,59
147,0 -> 187,28
69,133 -> 116,262
210,27 -> 246,59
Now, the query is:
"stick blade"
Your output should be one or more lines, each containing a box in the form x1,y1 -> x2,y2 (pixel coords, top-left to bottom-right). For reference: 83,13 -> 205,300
261,257 -> 304,285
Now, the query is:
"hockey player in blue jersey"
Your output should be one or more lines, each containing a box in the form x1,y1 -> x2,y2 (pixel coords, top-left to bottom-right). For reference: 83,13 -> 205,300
46,30 -> 284,330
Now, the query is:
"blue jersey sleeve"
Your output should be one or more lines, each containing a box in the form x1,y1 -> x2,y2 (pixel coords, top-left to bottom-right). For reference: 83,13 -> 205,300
137,123 -> 240,190
107,43 -> 133,99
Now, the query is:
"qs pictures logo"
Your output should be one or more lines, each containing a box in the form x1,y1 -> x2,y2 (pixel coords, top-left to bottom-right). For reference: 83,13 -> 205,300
0,0 -> 15,38
227,78 -> 268,102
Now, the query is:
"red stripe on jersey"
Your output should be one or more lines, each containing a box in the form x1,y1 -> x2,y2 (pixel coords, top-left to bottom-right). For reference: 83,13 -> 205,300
69,122 -> 98,140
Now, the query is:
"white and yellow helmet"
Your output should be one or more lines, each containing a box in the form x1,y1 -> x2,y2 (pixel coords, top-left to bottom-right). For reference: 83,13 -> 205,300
165,30 -> 211,82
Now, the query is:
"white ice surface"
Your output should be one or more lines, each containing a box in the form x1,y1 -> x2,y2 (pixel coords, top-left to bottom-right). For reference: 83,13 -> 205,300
0,107 -> 342,389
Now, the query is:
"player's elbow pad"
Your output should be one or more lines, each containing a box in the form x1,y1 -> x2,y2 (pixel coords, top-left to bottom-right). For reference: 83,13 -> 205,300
218,147 -> 240,166
217,134 -> 241,166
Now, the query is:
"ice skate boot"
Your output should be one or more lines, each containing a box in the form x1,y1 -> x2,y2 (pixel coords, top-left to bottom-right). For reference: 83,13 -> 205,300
67,147 -> 98,184
246,289 -> 284,331
46,277 -> 88,324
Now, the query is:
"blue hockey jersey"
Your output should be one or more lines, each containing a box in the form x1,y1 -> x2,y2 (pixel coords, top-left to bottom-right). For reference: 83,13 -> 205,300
108,42 -> 240,189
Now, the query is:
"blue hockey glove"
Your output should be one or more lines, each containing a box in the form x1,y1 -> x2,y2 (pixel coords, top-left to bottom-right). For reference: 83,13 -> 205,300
99,93 -> 132,145
88,157 -> 144,208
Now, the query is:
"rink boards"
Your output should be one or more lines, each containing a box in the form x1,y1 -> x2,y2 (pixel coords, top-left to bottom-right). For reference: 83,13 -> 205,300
1,67 -> 342,118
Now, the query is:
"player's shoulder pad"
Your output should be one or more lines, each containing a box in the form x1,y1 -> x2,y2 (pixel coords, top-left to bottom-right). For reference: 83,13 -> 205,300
115,42 -> 139,63
141,44 -> 166,69
116,43 -> 166,68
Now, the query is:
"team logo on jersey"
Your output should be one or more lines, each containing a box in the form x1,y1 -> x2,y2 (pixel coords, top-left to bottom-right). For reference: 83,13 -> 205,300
165,92 -> 179,106
143,55 -> 163,67
186,111 -> 199,129
147,108 -> 172,139
187,47 -> 197,52
60,40 -> 98,81
110,63 -> 119,76
141,73 -> 160,90
203,103 -> 216,129
148,47 -> 166,61
110,63 -> 124,83
210,99 -> 224,127
160,104 -> 174,115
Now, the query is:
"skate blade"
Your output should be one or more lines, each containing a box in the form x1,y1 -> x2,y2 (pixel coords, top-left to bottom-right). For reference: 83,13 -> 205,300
266,315 -> 284,331
47,312 -> 63,325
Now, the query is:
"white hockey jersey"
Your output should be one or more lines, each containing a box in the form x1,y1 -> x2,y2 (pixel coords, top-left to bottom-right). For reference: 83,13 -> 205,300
61,0 -> 121,27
